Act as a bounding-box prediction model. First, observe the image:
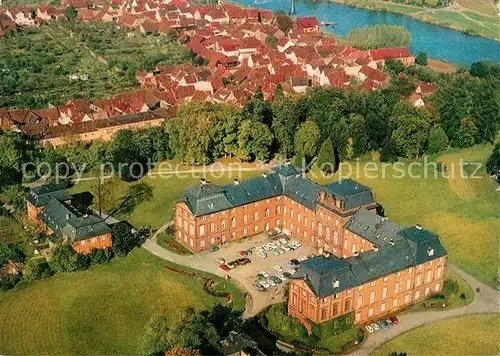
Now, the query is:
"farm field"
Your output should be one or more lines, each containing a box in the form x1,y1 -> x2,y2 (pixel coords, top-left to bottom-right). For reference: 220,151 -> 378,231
0,248 -> 244,354
0,21 -> 191,109
456,0 -> 498,16
310,144 -> 500,289
373,314 -> 500,356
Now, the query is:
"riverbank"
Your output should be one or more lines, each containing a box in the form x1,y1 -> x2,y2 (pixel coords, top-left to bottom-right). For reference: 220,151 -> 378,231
327,0 -> 500,41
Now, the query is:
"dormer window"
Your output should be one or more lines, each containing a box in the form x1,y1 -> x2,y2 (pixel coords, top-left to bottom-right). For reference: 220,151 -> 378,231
427,248 -> 434,256
332,279 -> 340,289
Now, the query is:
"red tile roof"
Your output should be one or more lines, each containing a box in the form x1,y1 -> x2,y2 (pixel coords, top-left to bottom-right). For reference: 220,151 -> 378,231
296,16 -> 319,29
371,47 -> 411,61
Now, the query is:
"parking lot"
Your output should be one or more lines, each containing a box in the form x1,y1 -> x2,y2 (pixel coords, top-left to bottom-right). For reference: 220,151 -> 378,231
197,233 -> 317,314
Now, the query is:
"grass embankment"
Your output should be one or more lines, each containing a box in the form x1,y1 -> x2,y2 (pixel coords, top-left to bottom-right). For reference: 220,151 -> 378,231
328,0 -> 500,41
0,248 -> 244,354
373,314 -> 500,356
309,144 -> 500,289
67,162 -> 263,230
157,232 -> 193,255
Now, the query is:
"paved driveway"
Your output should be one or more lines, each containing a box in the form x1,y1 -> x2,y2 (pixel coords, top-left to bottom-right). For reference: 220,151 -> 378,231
143,232 -> 316,317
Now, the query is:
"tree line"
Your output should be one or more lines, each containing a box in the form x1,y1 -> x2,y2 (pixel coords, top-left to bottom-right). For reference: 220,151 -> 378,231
0,60 -> 498,189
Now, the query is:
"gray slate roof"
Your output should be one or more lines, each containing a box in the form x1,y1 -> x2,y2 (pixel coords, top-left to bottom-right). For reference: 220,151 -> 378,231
38,197 -> 111,241
27,183 -> 72,207
344,208 -> 403,247
178,165 -> 375,216
291,209 -> 448,297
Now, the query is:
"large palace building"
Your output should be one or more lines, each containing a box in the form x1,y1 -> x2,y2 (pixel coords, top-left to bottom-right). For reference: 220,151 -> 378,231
174,164 -> 447,326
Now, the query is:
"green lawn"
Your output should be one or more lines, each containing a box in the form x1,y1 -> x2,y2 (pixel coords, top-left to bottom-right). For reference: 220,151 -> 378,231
373,314 -> 500,356
309,144 -> 500,289
157,232 -> 193,255
420,11 -> 500,39
333,0 -> 423,15
68,165 -> 263,230
456,0 -> 498,17
0,248 -> 244,355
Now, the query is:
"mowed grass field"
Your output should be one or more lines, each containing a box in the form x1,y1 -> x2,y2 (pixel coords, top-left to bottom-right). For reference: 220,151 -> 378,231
310,144 -> 500,289
373,314 -> 500,356
68,164 -> 264,229
0,248 -> 244,355
456,0 -> 498,17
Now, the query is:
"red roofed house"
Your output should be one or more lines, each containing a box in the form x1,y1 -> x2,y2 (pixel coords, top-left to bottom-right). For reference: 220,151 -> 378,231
370,47 -> 415,67
296,17 -> 319,34
357,66 -> 390,87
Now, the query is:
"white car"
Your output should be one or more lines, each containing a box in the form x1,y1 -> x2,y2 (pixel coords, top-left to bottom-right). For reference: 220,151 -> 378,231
287,243 -> 297,250
257,246 -> 264,253
267,279 -> 276,287
298,256 -> 308,262
365,324 -> 374,333
279,238 -> 288,245
260,280 -> 271,289
268,243 -> 277,249
278,274 -> 287,281
263,244 -> 273,251
371,323 -> 380,331
274,240 -> 282,246
259,271 -> 270,278
216,257 -> 226,264
282,245 -> 291,252
274,265 -> 284,272
258,251 -> 267,259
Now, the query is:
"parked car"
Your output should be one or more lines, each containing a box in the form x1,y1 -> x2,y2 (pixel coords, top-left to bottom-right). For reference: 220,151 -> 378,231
255,274 -> 266,282
240,250 -> 248,256
274,265 -> 284,272
268,243 -> 277,249
267,279 -> 276,287
226,261 -> 239,269
246,249 -> 253,255
277,274 -> 287,281
378,320 -> 389,329
254,283 -> 264,291
365,324 -> 374,333
260,280 -> 271,289
283,271 -> 292,278
287,243 -> 297,250
209,246 -> 219,252
386,319 -> 394,328
279,238 -> 288,245
271,249 -> 280,256
389,316 -> 400,325
219,264 -> 231,272
263,244 -> 273,251
371,323 -> 380,331
257,251 -> 267,259
298,256 -> 308,262
286,260 -> 297,269
286,269 -> 296,275
259,271 -> 270,278
277,248 -> 285,255
274,240 -> 282,247
291,241 -> 302,248
270,276 -> 282,284
257,246 -> 264,253
282,245 -> 291,252
216,257 -> 226,264
237,258 -> 251,265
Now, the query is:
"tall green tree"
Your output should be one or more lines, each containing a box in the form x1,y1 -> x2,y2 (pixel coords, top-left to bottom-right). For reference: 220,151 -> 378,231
211,104 -> 242,158
294,121 -> 320,161
241,88 -> 273,126
390,102 -> 431,158
271,95 -> 301,157
140,314 -> 172,356
316,138 -> 336,174
427,125 -> 449,154
456,116 -> 479,148
415,51 -> 428,66
236,120 -> 273,162
486,143 -> 500,180
334,113 -> 369,160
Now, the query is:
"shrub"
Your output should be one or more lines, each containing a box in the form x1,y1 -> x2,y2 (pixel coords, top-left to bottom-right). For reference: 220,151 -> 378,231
50,245 -> 89,273
459,293 -> 466,300
22,258 -> 54,284
311,312 -> 355,339
111,223 -> 140,256
266,304 -> 308,342
0,274 -> 21,290
90,248 -> 114,265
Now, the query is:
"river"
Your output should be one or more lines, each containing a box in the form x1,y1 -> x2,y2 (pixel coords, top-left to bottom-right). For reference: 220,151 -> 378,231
231,0 -> 500,66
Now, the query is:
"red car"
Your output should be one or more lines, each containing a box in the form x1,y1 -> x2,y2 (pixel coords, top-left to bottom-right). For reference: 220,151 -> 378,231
219,264 -> 231,272
389,316 -> 400,325
240,250 -> 248,256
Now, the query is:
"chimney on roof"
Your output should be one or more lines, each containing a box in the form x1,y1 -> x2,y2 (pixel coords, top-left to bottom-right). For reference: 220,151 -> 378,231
66,213 -> 71,220
373,244 -> 379,252
262,173 -> 267,178
415,224 -> 423,230
427,247 -> 434,256
332,278 -> 340,289
234,179 -> 239,185
200,178 -> 207,185
389,238 -> 395,246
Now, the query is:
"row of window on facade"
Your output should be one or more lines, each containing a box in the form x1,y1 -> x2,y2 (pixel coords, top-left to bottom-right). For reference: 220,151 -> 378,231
79,235 -> 108,245
316,281 -> 442,321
